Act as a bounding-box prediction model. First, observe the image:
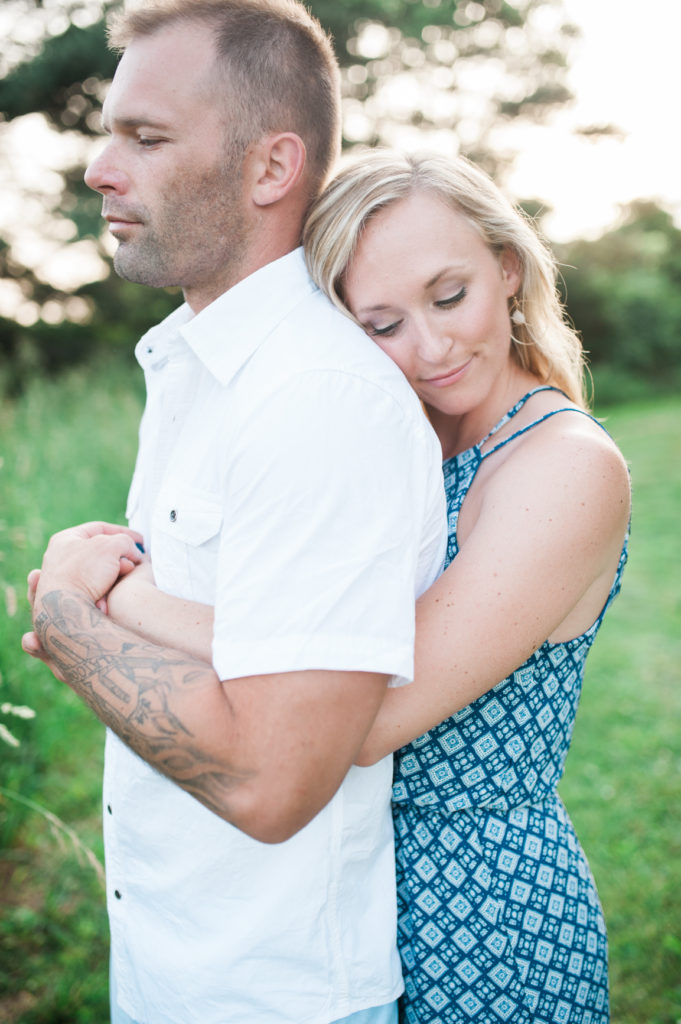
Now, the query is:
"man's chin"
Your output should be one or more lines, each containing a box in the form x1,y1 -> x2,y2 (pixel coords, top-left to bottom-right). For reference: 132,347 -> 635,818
113,251 -> 173,289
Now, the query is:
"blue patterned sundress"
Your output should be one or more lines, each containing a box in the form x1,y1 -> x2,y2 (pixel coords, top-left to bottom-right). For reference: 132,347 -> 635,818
393,388 -> 628,1024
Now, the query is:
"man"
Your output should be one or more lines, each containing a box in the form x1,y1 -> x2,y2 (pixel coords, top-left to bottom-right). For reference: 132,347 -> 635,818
23,2 -> 446,1022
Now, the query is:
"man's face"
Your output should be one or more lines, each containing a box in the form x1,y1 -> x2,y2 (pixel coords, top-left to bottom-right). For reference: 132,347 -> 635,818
85,22 -> 252,311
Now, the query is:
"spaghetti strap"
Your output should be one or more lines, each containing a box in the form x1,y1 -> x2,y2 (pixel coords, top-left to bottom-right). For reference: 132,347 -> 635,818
481,401 -> 609,461
477,385 -> 566,447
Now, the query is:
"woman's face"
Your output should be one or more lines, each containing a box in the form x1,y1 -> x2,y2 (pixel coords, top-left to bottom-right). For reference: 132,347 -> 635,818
343,191 -> 521,416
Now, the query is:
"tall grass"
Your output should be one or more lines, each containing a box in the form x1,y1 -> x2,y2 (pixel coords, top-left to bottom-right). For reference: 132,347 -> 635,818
1,364 -> 679,1022
0,356 -> 142,1022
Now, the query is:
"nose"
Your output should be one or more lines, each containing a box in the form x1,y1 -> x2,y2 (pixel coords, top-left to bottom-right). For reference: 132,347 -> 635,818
414,317 -> 454,363
84,142 -> 128,196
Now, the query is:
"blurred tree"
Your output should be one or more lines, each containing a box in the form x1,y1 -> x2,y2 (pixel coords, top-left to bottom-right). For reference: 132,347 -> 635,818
0,0 -> 580,387
310,0 -> 578,174
557,201 -> 681,402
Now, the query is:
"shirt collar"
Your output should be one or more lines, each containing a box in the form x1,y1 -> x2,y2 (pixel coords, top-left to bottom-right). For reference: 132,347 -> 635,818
134,302 -> 194,372
180,247 -> 316,386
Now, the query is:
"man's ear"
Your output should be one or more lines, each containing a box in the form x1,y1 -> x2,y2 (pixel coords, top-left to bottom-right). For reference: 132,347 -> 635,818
250,133 -> 307,207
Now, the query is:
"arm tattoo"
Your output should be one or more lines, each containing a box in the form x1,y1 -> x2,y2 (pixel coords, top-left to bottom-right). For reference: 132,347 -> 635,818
35,590 -> 252,818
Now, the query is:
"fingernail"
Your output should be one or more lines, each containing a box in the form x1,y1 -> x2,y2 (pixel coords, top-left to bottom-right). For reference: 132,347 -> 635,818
135,542 -> 145,553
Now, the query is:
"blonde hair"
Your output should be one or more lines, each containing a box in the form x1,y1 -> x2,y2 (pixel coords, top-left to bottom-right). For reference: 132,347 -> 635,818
304,150 -> 587,406
108,0 -> 340,201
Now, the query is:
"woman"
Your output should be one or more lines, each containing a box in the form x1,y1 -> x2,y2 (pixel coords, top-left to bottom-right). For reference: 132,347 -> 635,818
108,151 -> 630,1022
302,151 -> 629,1024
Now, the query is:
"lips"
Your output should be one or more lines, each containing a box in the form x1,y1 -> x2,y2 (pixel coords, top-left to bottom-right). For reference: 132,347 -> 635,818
423,359 -> 472,387
103,206 -> 144,229
105,215 -> 140,228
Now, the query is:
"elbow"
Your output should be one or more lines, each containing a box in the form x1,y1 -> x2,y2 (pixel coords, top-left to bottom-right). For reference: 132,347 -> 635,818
221,782 -> 320,845
354,743 -> 385,768
354,733 -> 394,767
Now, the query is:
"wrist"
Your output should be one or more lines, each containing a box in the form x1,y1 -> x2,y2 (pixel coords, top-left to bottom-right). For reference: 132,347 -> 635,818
35,577 -> 96,611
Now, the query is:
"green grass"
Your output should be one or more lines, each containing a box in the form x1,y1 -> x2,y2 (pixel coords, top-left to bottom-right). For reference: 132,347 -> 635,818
0,356 -> 142,1022
1,367 -> 679,1022
559,399 -> 681,1023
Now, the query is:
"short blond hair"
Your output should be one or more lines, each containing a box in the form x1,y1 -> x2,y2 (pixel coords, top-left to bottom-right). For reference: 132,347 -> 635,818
304,150 -> 587,406
108,0 -> 341,201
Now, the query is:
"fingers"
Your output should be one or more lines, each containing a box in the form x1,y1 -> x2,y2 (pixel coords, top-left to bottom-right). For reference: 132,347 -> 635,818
21,633 -> 67,684
74,521 -> 145,547
36,529 -> 145,607
118,556 -> 142,577
27,568 -> 41,605
103,532 -> 145,567
22,631 -> 46,659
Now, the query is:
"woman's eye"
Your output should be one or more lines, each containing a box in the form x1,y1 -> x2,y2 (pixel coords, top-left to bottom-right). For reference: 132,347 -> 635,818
435,287 -> 466,309
138,136 -> 163,148
368,320 -> 402,338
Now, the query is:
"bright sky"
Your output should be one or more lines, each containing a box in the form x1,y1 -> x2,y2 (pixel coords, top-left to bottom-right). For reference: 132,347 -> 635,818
506,0 -> 681,239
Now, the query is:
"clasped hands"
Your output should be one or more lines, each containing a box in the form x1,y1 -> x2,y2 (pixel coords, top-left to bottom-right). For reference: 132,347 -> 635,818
22,521 -> 147,672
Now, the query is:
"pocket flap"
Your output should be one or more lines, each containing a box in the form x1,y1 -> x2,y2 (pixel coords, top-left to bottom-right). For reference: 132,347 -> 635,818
153,485 -> 223,546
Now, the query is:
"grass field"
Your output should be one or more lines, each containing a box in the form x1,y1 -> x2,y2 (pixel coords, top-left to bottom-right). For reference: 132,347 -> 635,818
1,360 -> 679,1022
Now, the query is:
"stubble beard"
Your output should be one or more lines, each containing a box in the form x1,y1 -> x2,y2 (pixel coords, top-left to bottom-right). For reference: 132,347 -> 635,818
112,145 -> 250,297
113,226 -> 172,288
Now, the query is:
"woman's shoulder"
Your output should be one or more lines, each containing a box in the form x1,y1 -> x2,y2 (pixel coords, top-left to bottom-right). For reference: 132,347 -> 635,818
485,386 -> 625,467
523,397 -> 628,473
486,396 -> 631,524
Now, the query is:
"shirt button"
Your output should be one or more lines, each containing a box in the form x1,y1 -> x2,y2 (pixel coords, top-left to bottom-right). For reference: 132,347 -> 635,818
107,804 -> 112,815
169,509 -> 177,523
114,890 -> 122,900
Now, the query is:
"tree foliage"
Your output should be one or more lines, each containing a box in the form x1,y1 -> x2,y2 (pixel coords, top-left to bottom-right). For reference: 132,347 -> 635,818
557,202 -> 681,402
311,0 -> 576,171
1,0 -> 579,388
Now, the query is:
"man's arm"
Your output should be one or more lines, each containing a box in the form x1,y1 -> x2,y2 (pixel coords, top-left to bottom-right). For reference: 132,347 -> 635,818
29,527 -> 387,844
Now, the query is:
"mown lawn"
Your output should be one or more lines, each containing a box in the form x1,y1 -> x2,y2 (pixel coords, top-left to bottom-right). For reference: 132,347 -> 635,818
1,363 -> 679,1022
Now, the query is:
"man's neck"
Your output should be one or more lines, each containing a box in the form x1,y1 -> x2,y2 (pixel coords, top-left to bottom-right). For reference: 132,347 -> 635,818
184,241 -> 300,314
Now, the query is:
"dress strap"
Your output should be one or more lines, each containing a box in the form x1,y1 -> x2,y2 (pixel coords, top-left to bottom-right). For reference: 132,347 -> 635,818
477,386 -> 566,448
481,405 -> 609,460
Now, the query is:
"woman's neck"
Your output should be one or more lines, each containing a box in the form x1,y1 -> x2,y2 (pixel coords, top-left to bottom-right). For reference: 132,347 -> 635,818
426,367 -> 541,460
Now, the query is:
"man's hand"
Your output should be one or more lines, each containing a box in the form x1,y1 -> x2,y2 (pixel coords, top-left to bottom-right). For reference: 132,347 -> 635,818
22,522 -> 144,669
36,522 -> 144,605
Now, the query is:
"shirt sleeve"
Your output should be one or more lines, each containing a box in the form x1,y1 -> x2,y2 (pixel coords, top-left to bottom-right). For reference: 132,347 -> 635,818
211,368 -> 442,684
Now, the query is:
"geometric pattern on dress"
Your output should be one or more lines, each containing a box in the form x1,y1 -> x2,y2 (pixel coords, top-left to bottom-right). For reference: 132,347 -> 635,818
392,390 -> 628,1023
394,800 -> 609,1024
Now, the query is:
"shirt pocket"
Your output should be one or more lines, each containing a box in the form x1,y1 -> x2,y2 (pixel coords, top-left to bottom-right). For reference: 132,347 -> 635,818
151,480 -> 223,602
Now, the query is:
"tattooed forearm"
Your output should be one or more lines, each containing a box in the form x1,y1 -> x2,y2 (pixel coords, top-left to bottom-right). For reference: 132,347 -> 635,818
34,589 -> 252,819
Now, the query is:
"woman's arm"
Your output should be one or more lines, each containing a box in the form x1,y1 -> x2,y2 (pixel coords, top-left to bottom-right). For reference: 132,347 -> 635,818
107,562 -> 215,664
356,418 -> 631,764
106,420 -> 630,769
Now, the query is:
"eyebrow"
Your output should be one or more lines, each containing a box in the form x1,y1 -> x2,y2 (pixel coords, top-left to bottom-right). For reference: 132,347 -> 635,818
424,264 -> 472,288
100,113 -> 173,133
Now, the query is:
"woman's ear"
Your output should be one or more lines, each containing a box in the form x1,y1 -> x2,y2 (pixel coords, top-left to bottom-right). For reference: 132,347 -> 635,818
500,247 -> 523,297
249,133 -> 307,207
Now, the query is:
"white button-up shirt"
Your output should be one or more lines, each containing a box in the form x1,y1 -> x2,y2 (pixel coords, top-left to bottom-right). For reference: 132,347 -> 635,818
105,249 -> 446,1024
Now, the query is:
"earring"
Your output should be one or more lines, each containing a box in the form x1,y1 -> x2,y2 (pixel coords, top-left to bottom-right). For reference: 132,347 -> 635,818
510,297 -> 526,326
